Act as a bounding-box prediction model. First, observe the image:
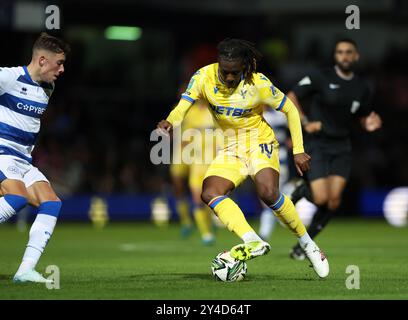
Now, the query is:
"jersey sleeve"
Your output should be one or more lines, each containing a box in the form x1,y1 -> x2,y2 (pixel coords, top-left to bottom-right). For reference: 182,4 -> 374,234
258,75 -> 305,154
166,69 -> 205,125
180,69 -> 204,104
291,69 -> 321,99
258,75 -> 287,111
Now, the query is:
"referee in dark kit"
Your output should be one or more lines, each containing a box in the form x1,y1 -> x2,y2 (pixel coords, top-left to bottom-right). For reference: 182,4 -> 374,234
286,38 -> 382,260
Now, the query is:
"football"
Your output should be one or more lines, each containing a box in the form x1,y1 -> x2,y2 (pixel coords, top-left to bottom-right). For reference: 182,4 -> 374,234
211,251 -> 247,282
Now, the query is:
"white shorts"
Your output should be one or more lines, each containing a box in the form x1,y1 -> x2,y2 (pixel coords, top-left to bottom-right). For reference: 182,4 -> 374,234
0,155 -> 49,188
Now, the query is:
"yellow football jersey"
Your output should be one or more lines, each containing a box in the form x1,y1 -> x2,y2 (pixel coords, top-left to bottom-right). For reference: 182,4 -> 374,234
181,100 -> 220,164
183,63 -> 286,142
167,63 -> 304,155
182,100 -> 214,131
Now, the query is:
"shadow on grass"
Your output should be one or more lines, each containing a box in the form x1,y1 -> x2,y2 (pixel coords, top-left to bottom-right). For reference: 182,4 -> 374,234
129,273 -> 210,280
128,273 -> 317,282
0,274 -> 13,280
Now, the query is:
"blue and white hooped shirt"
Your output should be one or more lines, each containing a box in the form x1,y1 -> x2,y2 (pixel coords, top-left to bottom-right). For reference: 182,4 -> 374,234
0,66 -> 53,163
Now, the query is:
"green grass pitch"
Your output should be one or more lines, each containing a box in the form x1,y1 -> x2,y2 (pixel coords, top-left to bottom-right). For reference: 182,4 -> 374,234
0,218 -> 407,300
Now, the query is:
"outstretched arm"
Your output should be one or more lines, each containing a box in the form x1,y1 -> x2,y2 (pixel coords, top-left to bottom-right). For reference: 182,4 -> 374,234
261,80 -> 311,176
157,68 -> 203,135
157,98 -> 193,136
287,91 -> 306,120
360,111 -> 382,132
287,90 -> 322,134
281,97 -> 311,176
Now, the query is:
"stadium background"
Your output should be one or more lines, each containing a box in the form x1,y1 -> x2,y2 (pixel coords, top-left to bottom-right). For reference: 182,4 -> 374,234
0,0 -> 407,223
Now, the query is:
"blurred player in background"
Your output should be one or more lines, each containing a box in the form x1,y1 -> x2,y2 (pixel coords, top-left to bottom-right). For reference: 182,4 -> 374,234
287,39 -> 382,260
169,119 -> 193,237
170,98 -> 219,245
158,38 -> 329,278
0,33 -> 69,283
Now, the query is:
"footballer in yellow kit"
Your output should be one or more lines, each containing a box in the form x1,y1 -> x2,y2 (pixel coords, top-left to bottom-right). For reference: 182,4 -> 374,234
170,99 -> 220,244
170,100 -> 216,190
157,39 -> 329,278
169,61 -> 301,186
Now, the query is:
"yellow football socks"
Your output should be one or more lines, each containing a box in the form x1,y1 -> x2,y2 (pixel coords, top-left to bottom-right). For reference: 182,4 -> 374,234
193,205 -> 213,238
176,199 -> 192,226
208,196 -> 254,238
270,193 -> 306,237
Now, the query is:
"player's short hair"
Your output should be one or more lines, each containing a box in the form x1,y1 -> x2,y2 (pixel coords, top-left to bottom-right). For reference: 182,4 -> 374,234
33,32 -> 70,56
334,38 -> 358,51
217,38 -> 262,85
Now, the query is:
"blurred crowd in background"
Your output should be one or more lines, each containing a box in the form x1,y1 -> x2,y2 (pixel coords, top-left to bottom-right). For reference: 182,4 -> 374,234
1,0 -> 407,214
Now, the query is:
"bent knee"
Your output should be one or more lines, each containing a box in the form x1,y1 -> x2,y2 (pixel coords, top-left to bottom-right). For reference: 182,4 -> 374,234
258,185 -> 280,206
313,193 -> 329,206
201,188 -> 223,205
328,197 -> 341,210
201,179 -> 233,205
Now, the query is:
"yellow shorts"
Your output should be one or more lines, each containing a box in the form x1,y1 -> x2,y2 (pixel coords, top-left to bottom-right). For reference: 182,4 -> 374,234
204,140 -> 280,187
170,162 -> 209,191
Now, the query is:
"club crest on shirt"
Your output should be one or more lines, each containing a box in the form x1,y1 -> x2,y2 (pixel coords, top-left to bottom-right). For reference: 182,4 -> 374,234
270,85 -> 277,96
329,83 -> 340,89
240,89 -> 247,99
7,166 -> 20,175
187,78 -> 195,91
350,100 -> 360,113
298,76 -> 311,86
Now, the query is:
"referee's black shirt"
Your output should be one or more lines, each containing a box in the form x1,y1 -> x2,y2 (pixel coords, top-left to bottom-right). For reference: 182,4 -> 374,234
292,67 -> 372,150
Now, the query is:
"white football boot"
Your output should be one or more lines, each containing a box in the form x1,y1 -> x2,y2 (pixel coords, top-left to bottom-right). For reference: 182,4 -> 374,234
303,241 -> 329,278
13,269 -> 54,284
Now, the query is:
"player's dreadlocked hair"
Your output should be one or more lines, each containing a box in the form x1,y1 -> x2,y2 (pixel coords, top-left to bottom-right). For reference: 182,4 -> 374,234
217,38 -> 262,85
